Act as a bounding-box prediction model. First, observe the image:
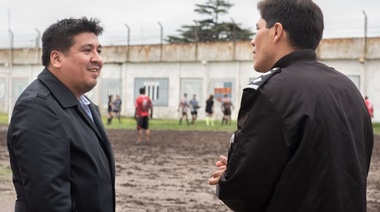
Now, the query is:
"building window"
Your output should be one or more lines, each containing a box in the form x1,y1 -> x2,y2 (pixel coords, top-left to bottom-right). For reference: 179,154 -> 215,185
347,75 -> 360,89
135,78 -> 169,106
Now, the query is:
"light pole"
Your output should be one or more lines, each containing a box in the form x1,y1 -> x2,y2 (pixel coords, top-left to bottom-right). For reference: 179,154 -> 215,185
361,10 -> 368,63
124,23 -> 130,61
194,20 -> 199,60
35,28 -> 41,48
361,10 -> 368,98
35,28 -> 41,63
7,29 -> 14,123
158,21 -> 163,61
231,18 -> 236,60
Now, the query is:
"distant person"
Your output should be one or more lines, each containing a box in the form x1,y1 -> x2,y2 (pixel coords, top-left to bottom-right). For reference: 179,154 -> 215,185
205,95 -> 215,126
7,17 -> 115,211
178,93 -> 190,125
107,95 -> 113,125
365,96 -> 374,118
189,94 -> 200,124
221,94 -> 234,125
208,0 -> 373,211
112,95 -> 122,122
135,87 -> 153,144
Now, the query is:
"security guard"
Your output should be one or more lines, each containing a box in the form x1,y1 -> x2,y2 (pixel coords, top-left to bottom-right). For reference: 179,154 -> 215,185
209,0 -> 373,211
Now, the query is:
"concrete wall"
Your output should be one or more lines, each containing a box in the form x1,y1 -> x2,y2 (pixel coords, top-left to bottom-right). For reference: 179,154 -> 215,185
0,38 -> 379,121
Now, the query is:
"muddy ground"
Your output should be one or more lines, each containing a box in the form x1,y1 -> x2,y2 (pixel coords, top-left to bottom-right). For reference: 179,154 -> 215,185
0,127 -> 379,211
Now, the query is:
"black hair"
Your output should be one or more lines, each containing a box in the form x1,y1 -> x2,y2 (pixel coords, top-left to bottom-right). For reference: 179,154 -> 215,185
41,17 -> 103,66
258,0 -> 324,50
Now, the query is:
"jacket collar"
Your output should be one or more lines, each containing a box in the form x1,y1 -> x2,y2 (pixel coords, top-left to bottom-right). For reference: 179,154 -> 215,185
37,68 -> 101,137
37,68 -> 78,108
272,49 -> 317,69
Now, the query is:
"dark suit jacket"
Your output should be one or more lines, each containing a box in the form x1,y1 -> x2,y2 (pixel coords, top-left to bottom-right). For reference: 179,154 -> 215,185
7,68 -> 115,212
217,50 -> 373,212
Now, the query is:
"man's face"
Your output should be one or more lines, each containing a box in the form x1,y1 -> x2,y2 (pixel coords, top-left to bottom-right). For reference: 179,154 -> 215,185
59,32 -> 103,97
251,18 -> 275,72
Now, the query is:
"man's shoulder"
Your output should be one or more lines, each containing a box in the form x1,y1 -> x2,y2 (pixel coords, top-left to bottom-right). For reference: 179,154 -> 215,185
143,95 -> 152,102
244,67 -> 281,91
137,95 -> 147,101
11,80 -> 57,123
137,95 -> 152,105
17,79 -> 51,103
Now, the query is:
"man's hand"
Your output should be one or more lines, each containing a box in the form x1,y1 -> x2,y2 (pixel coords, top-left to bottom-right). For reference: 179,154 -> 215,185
208,155 -> 228,185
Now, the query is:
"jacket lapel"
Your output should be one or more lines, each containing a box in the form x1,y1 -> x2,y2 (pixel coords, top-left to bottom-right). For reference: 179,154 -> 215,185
38,69 -> 115,180
88,103 -> 116,179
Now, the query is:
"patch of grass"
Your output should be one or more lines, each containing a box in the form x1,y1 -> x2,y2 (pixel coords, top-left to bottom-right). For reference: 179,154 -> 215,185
1,113 -> 236,132
372,122 -> 380,135
0,113 -> 8,126
102,116 -> 237,132
2,113 -> 380,134
0,165 -> 12,183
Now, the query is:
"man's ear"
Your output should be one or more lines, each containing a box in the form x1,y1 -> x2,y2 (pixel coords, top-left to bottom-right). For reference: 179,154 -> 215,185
273,23 -> 284,43
50,50 -> 62,68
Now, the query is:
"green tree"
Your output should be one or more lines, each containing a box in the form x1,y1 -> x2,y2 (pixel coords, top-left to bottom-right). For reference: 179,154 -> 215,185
166,0 -> 253,43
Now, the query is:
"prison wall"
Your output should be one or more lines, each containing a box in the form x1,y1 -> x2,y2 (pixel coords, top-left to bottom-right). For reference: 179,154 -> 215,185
0,37 -> 379,122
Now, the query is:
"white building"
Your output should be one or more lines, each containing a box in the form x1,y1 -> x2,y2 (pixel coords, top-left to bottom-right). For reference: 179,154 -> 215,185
0,38 -> 379,121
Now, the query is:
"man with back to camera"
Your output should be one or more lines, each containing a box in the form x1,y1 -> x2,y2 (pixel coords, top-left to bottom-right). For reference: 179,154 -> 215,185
221,94 -> 234,125
7,17 -> 115,211
135,87 -> 153,143
365,96 -> 374,118
189,94 -> 200,124
112,94 -> 123,122
178,93 -> 190,125
209,0 -> 374,211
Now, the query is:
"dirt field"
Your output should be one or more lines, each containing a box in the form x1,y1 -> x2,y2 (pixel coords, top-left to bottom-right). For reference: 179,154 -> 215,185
0,127 -> 379,211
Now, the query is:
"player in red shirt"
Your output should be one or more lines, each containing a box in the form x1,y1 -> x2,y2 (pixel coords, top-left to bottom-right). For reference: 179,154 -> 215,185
365,96 -> 374,118
135,87 -> 153,143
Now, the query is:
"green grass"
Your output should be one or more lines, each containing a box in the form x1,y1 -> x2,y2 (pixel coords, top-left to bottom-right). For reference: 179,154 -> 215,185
0,165 -> 12,183
372,123 -> 380,135
102,116 -> 237,132
0,113 -> 236,132
2,113 -> 379,134
0,113 -> 7,126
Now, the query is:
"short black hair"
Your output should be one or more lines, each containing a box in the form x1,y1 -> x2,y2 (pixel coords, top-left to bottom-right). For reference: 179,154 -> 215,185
139,87 -> 146,94
258,0 -> 324,50
41,17 -> 103,66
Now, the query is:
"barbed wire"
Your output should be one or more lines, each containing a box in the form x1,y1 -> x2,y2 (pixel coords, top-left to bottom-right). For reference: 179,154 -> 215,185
0,23 -> 379,49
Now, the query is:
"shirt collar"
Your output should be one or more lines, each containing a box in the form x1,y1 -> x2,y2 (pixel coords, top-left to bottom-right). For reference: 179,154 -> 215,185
78,95 -> 91,106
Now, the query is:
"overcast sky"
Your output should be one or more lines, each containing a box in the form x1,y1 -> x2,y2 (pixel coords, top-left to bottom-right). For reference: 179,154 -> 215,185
0,0 -> 379,48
